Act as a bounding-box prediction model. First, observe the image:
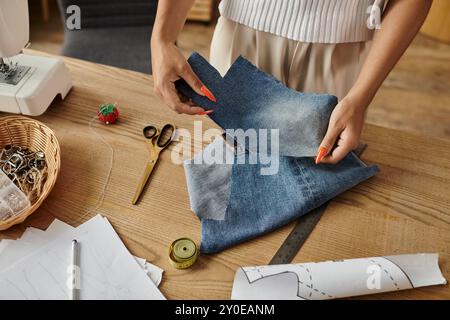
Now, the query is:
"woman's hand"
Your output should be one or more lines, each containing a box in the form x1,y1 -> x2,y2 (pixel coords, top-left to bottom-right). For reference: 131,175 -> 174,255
150,0 -> 213,115
314,0 -> 432,164
316,95 -> 367,164
151,41 -> 212,115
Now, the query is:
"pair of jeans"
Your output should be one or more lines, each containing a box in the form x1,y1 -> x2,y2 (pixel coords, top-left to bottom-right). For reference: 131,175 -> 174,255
176,53 -> 379,254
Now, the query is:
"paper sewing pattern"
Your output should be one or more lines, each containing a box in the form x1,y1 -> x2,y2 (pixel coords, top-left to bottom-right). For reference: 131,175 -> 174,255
232,253 -> 446,300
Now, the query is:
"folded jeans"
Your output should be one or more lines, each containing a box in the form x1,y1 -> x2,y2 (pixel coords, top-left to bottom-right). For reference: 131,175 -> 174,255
177,53 -> 379,254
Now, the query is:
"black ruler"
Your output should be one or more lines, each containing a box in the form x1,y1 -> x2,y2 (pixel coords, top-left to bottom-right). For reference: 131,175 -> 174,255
269,203 -> 328,265
269,143 -> 367,265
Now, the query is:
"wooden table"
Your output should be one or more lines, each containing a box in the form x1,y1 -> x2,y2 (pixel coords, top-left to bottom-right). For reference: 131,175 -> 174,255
1,51 -> 449,299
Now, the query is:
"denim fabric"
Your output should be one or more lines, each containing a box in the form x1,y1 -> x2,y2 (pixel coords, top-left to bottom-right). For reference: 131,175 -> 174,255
176,53 -> 337,157
185,138 -> 379,253
184,137 -> 234,221
177,53 -> 379,254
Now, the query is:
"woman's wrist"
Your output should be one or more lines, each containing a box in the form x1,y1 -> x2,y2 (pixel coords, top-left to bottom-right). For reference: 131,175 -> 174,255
344,84 -> 375,114
151,33 -> 175,48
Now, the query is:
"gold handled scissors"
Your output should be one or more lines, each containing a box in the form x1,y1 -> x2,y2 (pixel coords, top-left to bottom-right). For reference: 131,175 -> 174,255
132,123 -> 176,205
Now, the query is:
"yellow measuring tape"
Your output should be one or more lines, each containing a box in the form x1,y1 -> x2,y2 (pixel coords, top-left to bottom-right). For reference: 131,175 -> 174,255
169,238 -> 198,269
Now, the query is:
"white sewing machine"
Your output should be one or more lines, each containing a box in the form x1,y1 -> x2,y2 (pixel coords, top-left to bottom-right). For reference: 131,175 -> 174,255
0,0 -> 72,116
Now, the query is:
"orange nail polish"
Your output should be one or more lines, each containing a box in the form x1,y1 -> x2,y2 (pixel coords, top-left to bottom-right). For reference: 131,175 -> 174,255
315,146 -> 328,165
200,86 -> 217,102
197,110 -> 213,116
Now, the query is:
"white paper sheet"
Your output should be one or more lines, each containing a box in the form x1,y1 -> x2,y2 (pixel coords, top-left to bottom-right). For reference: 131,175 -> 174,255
100,217 -> 164,287
0,219 -> 74,271
134,256 -> 164,287
0,239 -> 12,255
0,215 -> 165,300
0,218 -> 163,287
232,253 -> 447,300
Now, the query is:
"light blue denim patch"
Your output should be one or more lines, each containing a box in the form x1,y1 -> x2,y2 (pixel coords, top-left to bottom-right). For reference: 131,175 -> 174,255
177,53 -> 379,254
184,137 -> 234,221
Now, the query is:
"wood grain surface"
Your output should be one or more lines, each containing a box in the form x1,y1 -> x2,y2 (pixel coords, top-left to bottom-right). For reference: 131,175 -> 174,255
421,0 -> 450,43
0,51 -> 449,299
27,3 -> 450,141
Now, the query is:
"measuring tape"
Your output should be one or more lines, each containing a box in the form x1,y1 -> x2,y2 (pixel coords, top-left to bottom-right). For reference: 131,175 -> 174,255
169,238 -> 198,269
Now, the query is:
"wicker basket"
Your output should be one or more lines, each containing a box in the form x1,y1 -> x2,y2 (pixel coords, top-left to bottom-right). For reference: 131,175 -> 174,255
0,116 -> 60,230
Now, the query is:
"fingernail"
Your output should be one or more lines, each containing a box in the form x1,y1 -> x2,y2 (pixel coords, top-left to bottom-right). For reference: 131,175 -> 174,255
197,110 -> 213,116
315,146 -> 328,165
200,86 -> 217,102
